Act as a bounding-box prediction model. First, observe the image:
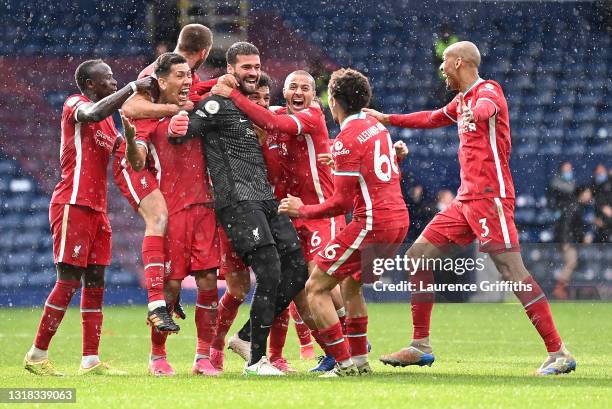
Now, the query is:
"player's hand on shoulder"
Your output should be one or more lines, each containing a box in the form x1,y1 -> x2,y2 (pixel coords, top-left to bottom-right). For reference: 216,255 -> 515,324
168,110 -> 189,138
211,83 -> 234,98
120,110 -> 136,142
362,108 -> 390,125
278,194 -> 304,218
217,74 -> 239,88
393,140 -> 409,162
317,152 -> 335,169
134,76 -> 157,93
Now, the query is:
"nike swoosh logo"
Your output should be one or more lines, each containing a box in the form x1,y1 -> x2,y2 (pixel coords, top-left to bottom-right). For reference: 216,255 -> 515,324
151,283 -> 163,287
239,119 -> 248,123
309,248 -> 321,254
481,239 -> 492,245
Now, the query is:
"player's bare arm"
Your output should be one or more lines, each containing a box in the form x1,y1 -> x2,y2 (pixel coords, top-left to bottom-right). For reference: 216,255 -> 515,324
121,112 -> 147,171
121,90 -> 184,119
76,76 -> 155,123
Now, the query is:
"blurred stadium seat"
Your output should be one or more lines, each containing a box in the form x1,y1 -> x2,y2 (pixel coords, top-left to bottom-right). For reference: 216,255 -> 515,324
0,0 -> 609,299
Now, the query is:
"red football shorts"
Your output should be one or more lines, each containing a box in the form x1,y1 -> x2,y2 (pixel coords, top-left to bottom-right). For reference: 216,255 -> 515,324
422,198 -> 520,254
112,153 -> 159,211
217,226 -> 247,280
314,220 -> 408,283
50,203 -> 112,267
165,204 -> 220,281
294,216 -> 346,262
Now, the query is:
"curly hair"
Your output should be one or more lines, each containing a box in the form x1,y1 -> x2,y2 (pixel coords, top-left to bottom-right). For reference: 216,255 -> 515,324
328,68 -> 372,115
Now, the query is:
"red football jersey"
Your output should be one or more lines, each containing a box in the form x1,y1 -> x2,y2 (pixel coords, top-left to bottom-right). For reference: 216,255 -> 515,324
134,117 -> 212,215
276,106 -> 335,205
261,130 -> 287,200
51,94 -> 119,212
440,79 -> 515,200
333,113 -> 409,229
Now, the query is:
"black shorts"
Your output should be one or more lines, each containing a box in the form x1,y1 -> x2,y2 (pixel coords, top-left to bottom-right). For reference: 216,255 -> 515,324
216,200 -> 302,261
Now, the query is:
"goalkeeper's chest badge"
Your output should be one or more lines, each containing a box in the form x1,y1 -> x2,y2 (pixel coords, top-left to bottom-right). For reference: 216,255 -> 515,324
204,100 -> 220,114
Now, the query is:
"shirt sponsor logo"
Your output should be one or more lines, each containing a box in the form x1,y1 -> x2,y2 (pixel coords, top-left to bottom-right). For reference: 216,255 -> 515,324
332,149 -> 350,157
95,129 -> 115,151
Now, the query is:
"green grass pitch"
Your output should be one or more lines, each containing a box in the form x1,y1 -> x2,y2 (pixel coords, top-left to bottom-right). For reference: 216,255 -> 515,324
1,303 -> 611,409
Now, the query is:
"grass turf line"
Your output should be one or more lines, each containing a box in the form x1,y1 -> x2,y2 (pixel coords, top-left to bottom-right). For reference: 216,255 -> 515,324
1,303 -> 611,409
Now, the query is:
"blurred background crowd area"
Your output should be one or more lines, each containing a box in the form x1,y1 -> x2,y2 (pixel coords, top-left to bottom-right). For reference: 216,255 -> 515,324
0,0 -> 610,302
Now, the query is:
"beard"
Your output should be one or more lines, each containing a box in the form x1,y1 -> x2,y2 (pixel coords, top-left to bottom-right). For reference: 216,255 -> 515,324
235,73 -> 258,95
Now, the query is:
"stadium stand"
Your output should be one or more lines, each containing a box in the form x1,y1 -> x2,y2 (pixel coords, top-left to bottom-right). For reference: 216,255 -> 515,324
0,0 -> 609,304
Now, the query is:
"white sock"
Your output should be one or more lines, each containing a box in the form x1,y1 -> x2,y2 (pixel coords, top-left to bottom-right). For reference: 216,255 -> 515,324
339,358 -> 354,368
550,342 -> 568,357
28,345 -> 48,361
81,355 -> 100,368
352,354 -> 368,367
150,354 -> 165,362
148,300 -> 166,312
194,353 -> 208,362
411,337 -> 432,352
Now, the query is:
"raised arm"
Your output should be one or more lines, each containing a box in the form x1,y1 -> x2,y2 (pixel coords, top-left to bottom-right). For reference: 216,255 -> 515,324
211,84 -> 300,134
121,113 -> 147,171
279,174 -> 357,219
76,77 -> 155,123
362,106 -> 455,129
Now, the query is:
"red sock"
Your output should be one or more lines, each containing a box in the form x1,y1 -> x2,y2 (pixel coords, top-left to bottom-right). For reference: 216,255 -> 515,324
269,308 -> 289,361
310,329 -> 330,355
195,288 -> 218,357
346,316 -> 368,357
151,305 -> 173,357
514,276 -> 563,352
81,287 -> 104,356
211,291 -> 243,350
318,322 -> 351,362
289,302 -> 312,347
142,235 -> 165,303
34,280 -> 80,350
410,269 -> 434,339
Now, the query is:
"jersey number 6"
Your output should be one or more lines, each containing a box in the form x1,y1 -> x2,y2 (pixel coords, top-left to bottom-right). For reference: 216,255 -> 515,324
374,138 -> 399,182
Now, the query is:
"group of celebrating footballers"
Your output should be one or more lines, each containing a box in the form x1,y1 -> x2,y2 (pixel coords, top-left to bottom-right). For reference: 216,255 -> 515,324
23,23 -> 576,378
